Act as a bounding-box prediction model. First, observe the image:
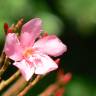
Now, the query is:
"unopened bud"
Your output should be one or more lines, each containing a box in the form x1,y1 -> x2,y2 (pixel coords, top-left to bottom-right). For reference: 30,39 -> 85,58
42,32 -> 48,37
4,23 -> 9,31
7,28 -> 12,34
63,72 -> 72,84
55,58 -> 60,65
55,88 -> 64,96
4,23 -> 9,34
15,18 -> 24,29
57,70 -> 72,84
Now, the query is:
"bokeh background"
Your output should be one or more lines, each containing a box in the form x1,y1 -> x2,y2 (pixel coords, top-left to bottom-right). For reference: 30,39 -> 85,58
0,0 -> 96,96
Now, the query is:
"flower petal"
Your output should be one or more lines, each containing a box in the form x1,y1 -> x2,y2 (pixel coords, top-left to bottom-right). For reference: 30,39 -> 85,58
29,53 -> 58,74
13,59 -> 35,81
33,35 -> 67,57
4,33 -> 23,61
20,18 -> 42,48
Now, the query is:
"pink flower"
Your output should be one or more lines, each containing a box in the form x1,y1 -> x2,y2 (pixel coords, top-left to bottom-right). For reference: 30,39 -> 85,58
4,18 -> 67,81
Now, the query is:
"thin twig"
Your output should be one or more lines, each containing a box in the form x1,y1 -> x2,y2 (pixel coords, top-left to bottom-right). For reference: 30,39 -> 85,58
18,75 -> 42,96
0,56 -> 9,77
0,70 -> 20,91
2,77 -> 27,96
0,52 -> 6,69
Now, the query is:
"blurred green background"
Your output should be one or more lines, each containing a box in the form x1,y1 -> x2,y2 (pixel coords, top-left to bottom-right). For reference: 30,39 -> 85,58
0,0 -> 96,96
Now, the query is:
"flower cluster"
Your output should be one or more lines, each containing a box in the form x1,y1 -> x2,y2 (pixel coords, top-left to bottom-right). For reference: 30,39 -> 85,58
4,18 -> 67,81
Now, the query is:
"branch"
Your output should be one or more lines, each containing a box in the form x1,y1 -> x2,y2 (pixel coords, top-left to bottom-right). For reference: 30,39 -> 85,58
18,75 -> 42,96
0,52 -> 6,69
0,56 -> 10,77
0,70 -> 20,91
2,77 -> 27,96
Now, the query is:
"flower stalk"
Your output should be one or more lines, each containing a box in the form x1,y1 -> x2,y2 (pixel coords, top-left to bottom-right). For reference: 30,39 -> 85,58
0,70 -> 20,91
2,77 -> 27,96
18,75 -> 42,96
0,56 -> 10,77
0,52 -> 6,69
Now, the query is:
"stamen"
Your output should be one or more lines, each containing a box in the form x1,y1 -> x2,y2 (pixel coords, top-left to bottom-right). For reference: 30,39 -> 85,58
23,48 -> 33,58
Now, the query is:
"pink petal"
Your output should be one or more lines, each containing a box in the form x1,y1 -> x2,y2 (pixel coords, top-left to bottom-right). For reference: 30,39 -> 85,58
33,35 -> 67,57
4,33 -> 23,61
29,53 -> 58,74
13,59 -> 35,81
20,18 -> 42,48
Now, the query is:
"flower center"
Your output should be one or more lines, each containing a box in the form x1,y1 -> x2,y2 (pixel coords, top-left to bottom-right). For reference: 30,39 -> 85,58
23,48 -> 33,58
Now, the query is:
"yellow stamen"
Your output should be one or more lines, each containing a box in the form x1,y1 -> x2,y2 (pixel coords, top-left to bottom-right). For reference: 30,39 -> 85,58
23,48 -> 33,57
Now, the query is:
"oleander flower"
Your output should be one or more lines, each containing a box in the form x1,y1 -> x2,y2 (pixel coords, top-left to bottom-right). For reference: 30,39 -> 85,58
4,18 -> 67,81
